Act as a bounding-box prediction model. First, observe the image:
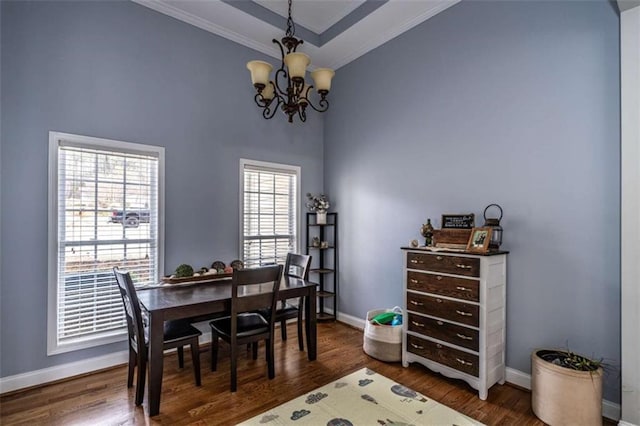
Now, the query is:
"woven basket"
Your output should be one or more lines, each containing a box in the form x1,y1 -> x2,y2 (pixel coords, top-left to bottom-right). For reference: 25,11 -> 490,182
363,308 -> 402,362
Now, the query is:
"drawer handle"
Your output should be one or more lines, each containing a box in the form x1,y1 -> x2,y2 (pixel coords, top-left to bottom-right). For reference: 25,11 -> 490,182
436,276 -> 443,281
410,300 -> 424,306
456,358 -> 473,366
456,264 -> 472,270
436,321 -> 444,326
410,259 -> 424,264
455,286 -> 472,292
436,256 -> 444,261
436,343 -> 443,349
410,279 -> 418,284
411,320 -> 424,328
456,310 -> 473,317
410,343 -> 424,350
436,298 -> 443,303
456,333 -> 473,341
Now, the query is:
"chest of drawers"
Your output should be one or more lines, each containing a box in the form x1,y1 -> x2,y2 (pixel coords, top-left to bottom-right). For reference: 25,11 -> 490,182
402,248 -> 507,400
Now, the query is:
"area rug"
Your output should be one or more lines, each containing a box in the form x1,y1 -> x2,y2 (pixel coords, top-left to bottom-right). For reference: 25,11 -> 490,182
238,368 -> 484,425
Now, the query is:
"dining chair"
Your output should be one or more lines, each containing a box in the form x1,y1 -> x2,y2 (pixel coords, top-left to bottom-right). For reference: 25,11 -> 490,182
113,267 -> 202,405
273,253 -> 312,350
209,264 -> 283,392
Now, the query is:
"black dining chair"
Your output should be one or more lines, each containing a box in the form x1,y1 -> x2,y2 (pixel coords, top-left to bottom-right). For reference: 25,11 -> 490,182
209,265 -> 283,392
273,253 -> 312,350
113,267 -> 202,405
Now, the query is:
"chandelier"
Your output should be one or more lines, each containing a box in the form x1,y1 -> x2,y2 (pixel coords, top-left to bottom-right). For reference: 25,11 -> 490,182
246,0 -> 335,123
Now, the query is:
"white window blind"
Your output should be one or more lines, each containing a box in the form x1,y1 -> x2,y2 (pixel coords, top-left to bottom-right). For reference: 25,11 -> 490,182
48,132 -> 164,354
241,160 -> 300,268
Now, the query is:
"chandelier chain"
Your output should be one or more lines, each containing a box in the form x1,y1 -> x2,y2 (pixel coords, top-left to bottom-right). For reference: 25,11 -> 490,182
285,0 -> 295,38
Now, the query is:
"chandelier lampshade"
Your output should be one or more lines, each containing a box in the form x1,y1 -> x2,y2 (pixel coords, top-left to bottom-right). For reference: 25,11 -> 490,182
284,52 -> 310,80
246,61 -> 273,87
311,68 -> 335,93
246,0 -> 335,123
261,82 -> 275,101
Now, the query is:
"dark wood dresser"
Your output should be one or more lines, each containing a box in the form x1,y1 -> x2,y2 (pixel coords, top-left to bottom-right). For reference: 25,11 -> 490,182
401,248 -> 508,400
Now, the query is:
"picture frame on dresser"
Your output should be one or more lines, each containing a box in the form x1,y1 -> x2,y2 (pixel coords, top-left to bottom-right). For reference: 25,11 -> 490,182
466,227 -> 492,253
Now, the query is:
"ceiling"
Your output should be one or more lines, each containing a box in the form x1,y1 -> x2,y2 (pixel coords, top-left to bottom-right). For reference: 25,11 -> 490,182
133,0 -> 460,70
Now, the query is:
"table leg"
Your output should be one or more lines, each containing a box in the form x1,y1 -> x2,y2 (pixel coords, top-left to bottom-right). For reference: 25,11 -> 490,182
147,312 -> 164,416
305,284 -> 317,360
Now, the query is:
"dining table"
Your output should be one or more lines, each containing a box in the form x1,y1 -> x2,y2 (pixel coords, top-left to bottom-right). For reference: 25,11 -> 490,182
136,275 -> 317,417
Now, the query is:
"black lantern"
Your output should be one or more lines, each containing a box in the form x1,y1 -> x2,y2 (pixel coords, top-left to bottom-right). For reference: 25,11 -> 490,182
483,204 -> 503,250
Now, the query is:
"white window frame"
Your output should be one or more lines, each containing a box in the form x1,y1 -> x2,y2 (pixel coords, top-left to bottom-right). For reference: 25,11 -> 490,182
47,132 -> 165,355
239,159 -> 301,266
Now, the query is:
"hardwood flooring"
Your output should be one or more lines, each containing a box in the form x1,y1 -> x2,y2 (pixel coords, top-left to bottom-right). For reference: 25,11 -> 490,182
0,322 -> 613,425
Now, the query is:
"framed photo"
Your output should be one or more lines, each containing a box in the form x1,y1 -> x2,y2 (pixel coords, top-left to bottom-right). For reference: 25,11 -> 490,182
466,227 -> 492,253
441,214 -> 475,229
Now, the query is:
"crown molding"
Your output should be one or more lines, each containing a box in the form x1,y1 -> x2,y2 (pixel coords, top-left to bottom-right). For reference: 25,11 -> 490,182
323,1 -> 459,70
133,0 -> 459,70
132,0 -> 282,60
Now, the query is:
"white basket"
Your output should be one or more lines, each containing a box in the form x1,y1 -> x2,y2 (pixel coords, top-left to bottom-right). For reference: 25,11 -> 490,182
363,307 -> 402,362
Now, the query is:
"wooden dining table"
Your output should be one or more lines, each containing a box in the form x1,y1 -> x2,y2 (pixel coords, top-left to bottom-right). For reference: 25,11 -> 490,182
136,275 -> 317,416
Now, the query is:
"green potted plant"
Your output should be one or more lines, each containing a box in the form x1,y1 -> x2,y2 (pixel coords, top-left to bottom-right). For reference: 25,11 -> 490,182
531,349 -> 603,425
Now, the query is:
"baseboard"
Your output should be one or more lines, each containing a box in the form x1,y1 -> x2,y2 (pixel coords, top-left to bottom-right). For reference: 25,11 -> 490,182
0,351 -> 129,394
505,366 -> 531,389
618,421 -> 639,426
336,311 -> 365,330
0,327 -> 215,396
0,316 -> 624,422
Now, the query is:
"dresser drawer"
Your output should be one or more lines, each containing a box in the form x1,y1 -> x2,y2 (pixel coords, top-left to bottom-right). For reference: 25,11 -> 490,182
408,313 -> 479,351
407,271 -> 479,302
406,252 -> 479,278
406,292 -> 479,327
406,334 -> 479,377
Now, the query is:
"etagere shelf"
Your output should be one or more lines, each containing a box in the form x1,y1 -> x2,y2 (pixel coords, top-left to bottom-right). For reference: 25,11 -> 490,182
306,212 -> 338,322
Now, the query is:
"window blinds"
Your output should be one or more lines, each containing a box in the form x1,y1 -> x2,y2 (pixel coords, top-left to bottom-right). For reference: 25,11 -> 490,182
56,144 -> 159,343
242,164 -> 297,268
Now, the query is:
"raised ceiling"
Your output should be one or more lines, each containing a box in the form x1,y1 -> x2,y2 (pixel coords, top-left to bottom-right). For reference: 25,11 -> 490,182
254,0 -> 366,34
133,0 -> 460,70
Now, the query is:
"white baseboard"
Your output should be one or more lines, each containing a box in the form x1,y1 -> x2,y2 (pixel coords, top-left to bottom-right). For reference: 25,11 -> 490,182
336,311 -> 365,329
0,350 -> 130,394
618,421 -> 639,426
0,315 -> 624,422
506,366 -> 531,389
0,327 -> 215,395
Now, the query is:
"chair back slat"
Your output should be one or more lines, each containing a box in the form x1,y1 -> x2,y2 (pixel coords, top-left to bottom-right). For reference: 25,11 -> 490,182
230,265 -> 282,340
284,253 -> 312,280
113,267 -> 146,351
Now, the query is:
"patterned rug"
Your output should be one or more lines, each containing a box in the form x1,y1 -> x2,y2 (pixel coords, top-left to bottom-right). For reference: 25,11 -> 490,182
239,368 -> 484,425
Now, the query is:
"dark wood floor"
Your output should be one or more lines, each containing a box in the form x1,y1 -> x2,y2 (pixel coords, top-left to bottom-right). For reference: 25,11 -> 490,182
0,322 -> 612,425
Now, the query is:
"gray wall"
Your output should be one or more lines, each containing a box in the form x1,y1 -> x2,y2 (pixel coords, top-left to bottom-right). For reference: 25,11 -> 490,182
324,1 -> 621,402
0,1 -> 323,376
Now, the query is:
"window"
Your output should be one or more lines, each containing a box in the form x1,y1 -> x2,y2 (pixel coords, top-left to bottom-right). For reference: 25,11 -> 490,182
240,159 -> 300,268
48,132 -> 164,354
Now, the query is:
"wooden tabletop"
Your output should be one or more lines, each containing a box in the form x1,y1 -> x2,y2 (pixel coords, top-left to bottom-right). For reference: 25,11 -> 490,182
137,276 -> 314,317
